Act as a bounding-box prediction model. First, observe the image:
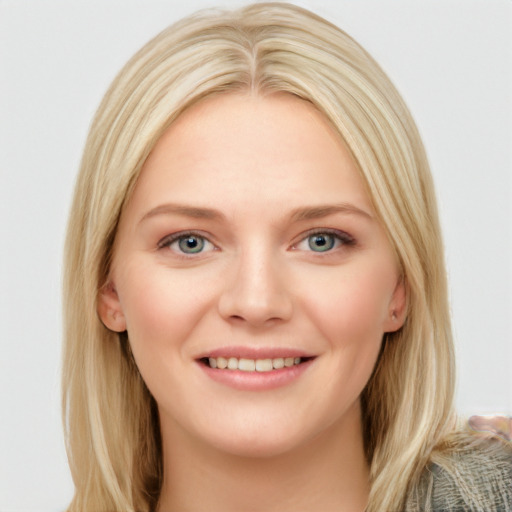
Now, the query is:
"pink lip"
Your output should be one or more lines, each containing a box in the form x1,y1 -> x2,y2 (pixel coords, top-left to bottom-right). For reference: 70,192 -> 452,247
197,346 -> 314,359
196,357 -> 315,392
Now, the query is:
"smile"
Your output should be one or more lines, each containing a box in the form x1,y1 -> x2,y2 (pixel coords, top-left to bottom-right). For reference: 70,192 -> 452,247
203,356 -> 304,372
197,351 -> 316,391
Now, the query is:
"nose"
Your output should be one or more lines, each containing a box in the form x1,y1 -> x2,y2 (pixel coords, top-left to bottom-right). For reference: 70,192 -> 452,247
217,248 -> 293,327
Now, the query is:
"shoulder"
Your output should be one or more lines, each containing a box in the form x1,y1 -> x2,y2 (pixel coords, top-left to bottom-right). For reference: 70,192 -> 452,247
407,430 -> 512,512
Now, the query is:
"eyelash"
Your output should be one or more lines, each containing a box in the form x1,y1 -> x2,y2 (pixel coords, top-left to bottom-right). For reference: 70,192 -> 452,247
157,228 -> 356,257
292,228 -> 356,253
157,231 -> 216,257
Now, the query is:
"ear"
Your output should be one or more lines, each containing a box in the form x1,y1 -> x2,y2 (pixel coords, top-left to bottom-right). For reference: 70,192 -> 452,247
383,276 -> 407,333
97,280 -> 127,332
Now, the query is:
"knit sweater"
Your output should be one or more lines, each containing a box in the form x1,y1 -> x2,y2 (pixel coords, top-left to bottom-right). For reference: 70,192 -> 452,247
405,432 -> 512,512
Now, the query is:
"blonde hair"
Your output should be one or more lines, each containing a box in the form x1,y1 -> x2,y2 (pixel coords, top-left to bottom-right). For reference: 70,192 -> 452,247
62,3 -> 455,511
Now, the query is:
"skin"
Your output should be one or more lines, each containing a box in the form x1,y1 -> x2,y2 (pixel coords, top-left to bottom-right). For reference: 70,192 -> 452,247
99,92 -> 406,512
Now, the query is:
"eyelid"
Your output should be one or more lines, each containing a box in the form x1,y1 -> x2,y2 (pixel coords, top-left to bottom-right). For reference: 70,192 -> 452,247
157,230 -> 217,255
291,228 -> 356,251
156,228 -> 354,255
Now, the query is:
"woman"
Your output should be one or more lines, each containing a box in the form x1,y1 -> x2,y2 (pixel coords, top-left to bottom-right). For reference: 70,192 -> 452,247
62,3 -> 511,511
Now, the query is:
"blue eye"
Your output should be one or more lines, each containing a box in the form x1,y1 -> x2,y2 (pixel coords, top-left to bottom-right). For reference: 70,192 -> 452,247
159,232 -> 214,255
177,235 -> 205,254
307,233 -> 336,252
294,230 -> 354,253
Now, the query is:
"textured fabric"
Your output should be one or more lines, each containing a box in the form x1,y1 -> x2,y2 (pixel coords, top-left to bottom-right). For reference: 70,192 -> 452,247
405,433 -> 512,512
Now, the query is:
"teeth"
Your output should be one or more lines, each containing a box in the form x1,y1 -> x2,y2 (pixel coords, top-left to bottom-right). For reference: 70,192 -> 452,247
273,358 -> 285,369
207,356 -> 304,371
239,358 -> 256,371
255,359 -> 273,372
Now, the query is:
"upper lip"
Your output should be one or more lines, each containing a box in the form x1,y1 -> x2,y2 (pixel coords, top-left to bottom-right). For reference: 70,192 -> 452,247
196,346 -> 316,360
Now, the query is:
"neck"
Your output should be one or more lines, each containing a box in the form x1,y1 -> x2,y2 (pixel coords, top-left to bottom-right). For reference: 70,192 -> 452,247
157,403 -> 370,512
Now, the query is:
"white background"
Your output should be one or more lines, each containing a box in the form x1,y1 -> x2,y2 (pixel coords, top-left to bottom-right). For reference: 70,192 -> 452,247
0,1 -> 510,510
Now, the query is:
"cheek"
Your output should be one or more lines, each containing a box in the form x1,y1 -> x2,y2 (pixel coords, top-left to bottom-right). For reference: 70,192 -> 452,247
300,263 -> 395,346
304,266 -> 392,406
115,260 -> 218,361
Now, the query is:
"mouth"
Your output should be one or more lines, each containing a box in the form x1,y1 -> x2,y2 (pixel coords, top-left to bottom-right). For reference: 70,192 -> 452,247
195,347 -> 316,390
199,356 -> 315,372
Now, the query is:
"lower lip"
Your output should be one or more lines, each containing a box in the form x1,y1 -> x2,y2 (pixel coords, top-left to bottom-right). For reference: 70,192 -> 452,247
198,359 -> 315,391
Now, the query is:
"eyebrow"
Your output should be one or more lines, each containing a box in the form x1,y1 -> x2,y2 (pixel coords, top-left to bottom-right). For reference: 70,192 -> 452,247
139,201 -> 373,225
139,203 -> 224,224
289,203 -> 373,222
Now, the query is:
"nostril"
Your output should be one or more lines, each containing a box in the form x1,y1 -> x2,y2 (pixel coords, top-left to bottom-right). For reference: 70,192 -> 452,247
217,268 -> 294,326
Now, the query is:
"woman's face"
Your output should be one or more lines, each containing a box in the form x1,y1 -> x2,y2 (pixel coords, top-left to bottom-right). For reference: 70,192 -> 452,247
100,93 -> 405,457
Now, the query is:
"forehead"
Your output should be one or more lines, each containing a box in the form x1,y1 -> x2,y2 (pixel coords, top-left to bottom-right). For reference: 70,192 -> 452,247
125,92 -> 373,219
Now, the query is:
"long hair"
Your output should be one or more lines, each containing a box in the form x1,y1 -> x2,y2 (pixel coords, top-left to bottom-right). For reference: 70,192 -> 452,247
62,3 -> 455,511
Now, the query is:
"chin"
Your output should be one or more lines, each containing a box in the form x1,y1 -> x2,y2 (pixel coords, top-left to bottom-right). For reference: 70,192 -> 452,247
208,430 -> 305,459
198,410 -> 331,460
